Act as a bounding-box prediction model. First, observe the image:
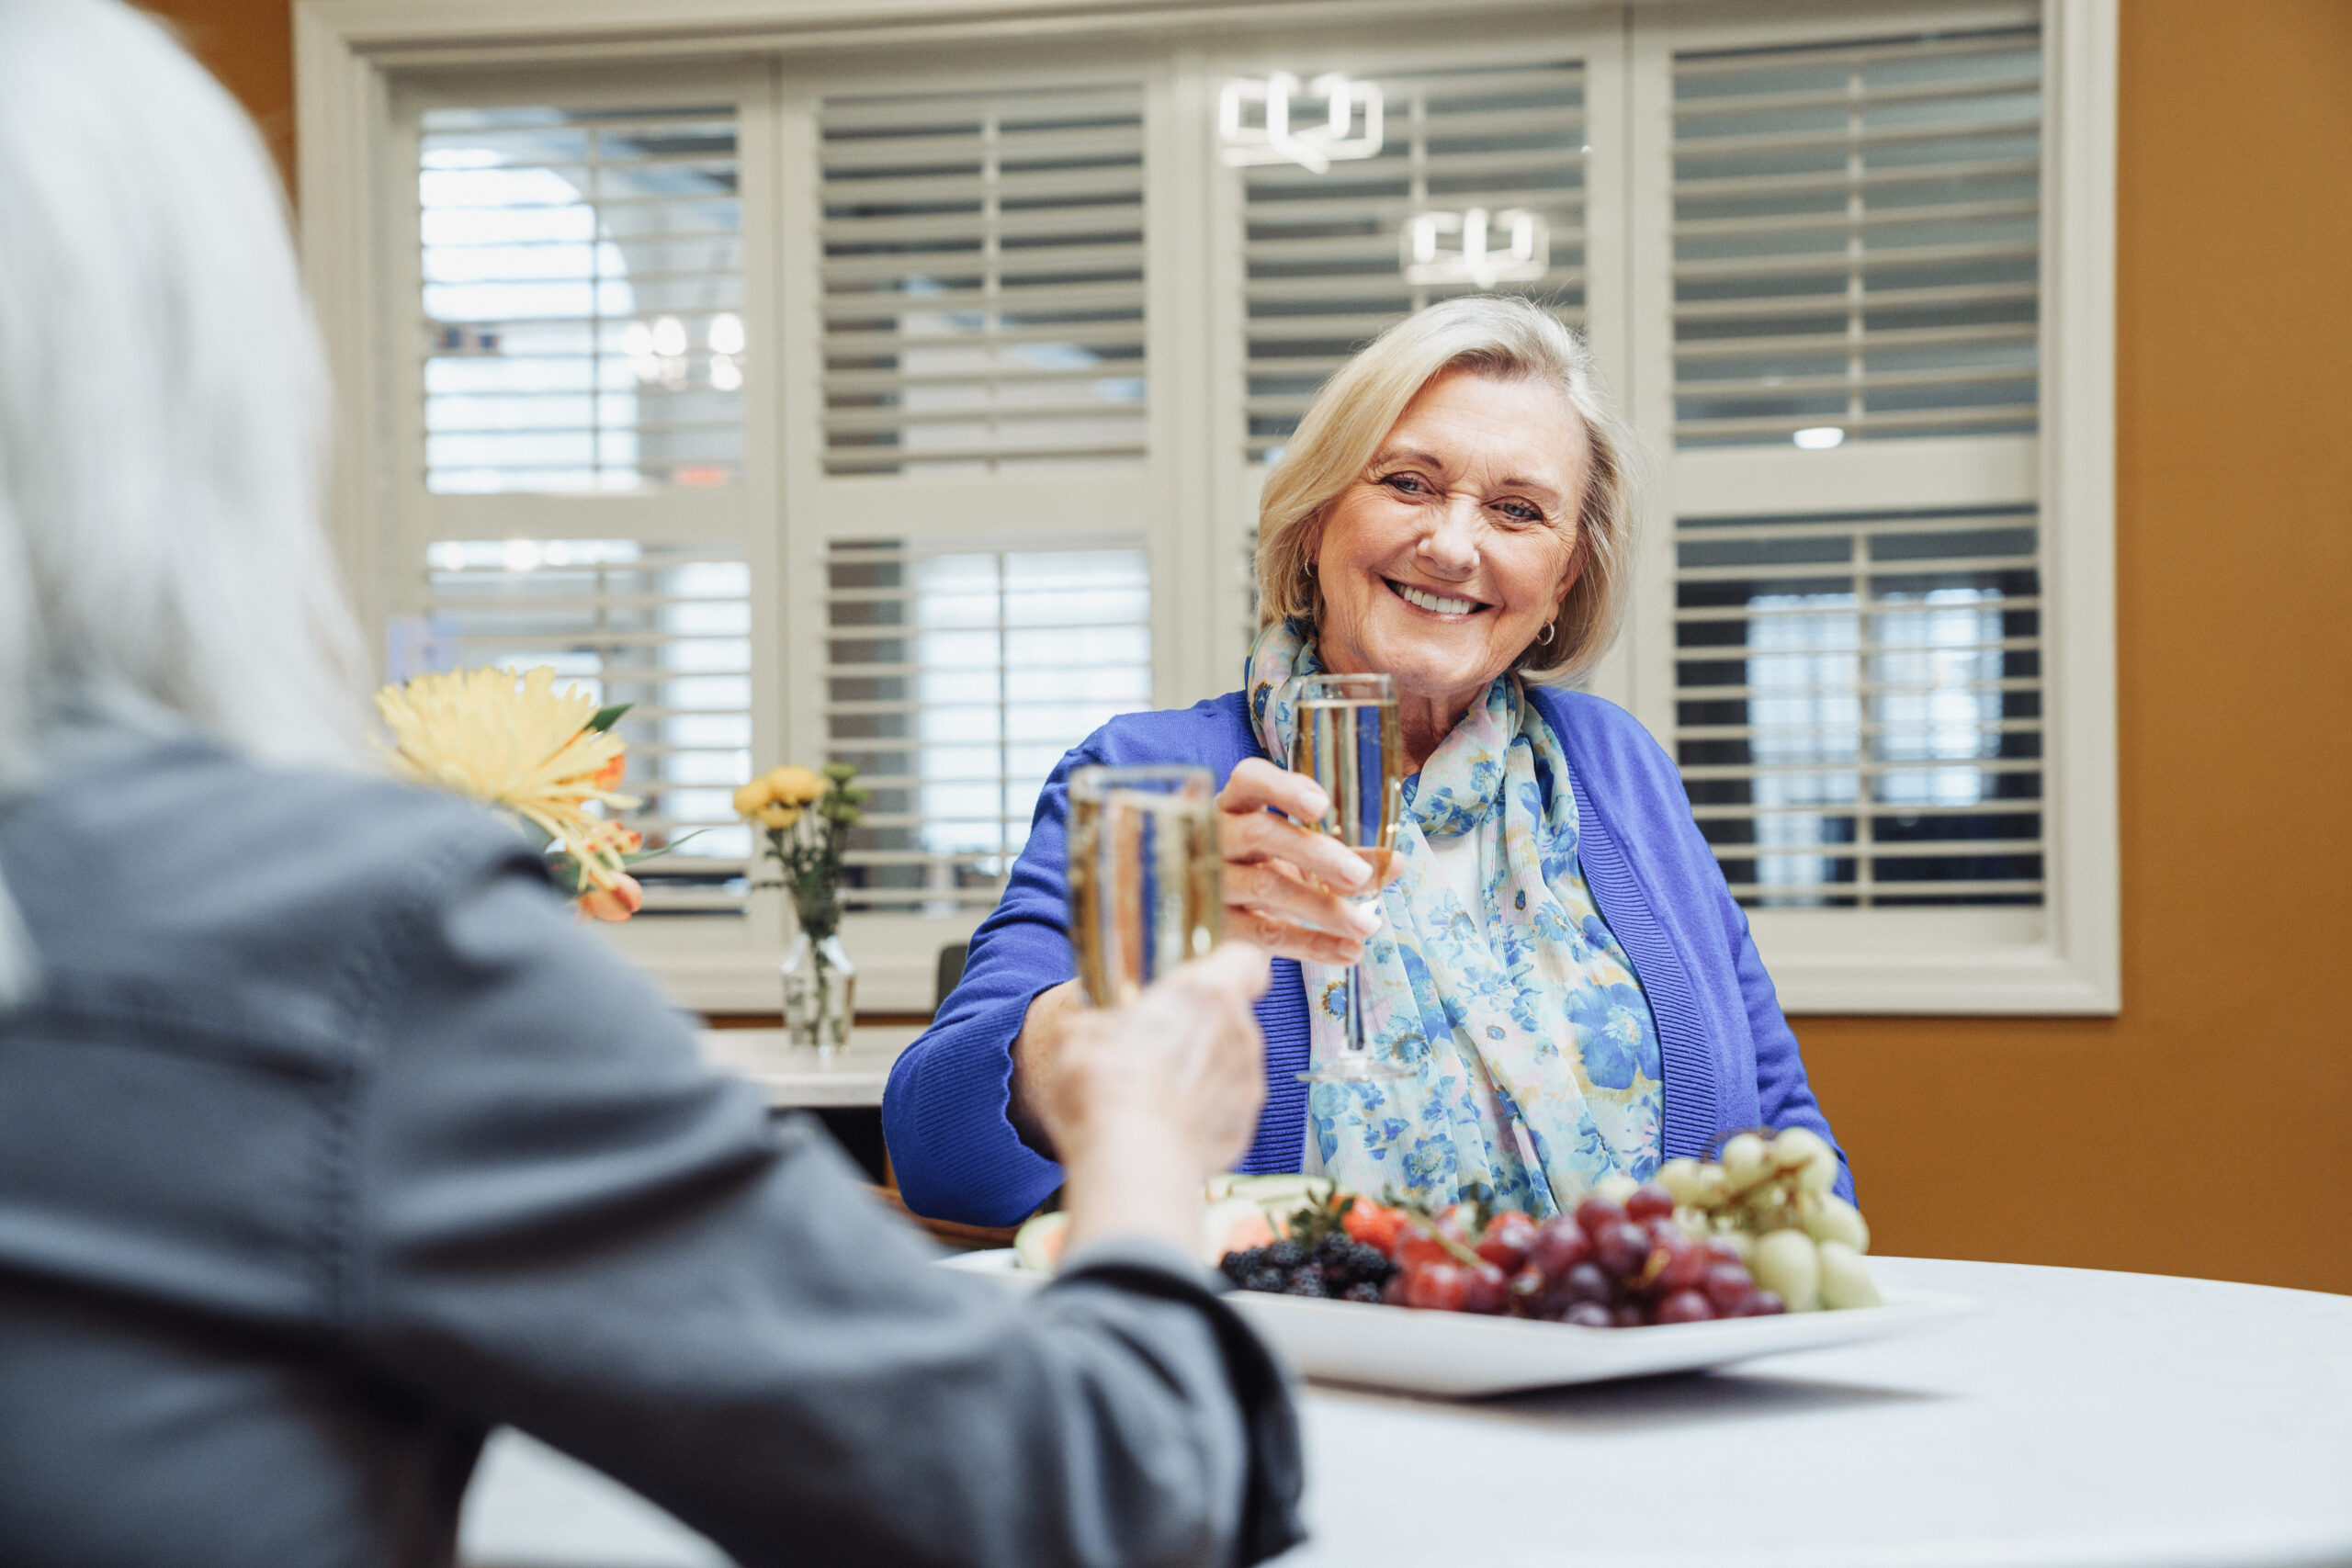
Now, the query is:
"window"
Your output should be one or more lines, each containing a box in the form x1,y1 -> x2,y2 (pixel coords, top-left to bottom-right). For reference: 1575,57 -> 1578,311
316,1 -> 2112,1014
824,540 -> 1152,912
404,538 -> 756,913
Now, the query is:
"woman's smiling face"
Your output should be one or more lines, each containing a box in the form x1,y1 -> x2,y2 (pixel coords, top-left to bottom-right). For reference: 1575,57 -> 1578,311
1312,369 -> 1589,721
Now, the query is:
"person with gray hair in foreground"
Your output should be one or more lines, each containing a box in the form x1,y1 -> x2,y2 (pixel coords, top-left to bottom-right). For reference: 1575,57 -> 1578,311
0,3 -> 1304,1564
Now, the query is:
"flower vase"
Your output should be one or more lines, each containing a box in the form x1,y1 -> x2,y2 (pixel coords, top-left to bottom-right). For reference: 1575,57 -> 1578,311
781,931 -> 855,1054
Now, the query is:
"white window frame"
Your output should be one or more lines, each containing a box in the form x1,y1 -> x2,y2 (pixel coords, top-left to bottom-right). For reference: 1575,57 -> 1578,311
299,0 -> 2116,1017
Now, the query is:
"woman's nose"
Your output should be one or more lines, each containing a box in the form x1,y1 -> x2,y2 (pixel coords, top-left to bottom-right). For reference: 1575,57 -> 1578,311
1418,494 -> 1482,577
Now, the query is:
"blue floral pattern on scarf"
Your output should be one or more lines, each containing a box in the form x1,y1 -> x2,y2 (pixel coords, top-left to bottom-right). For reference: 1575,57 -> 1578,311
1246,619 -> 1663,1215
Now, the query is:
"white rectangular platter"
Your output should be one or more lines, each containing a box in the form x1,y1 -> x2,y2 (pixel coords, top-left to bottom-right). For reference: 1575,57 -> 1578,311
943,1248 -> 1977,1397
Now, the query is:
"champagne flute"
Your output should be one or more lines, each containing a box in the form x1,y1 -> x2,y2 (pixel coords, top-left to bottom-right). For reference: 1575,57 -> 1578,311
1288,673 -> 1410,1083
1066,765 -> 1222,1008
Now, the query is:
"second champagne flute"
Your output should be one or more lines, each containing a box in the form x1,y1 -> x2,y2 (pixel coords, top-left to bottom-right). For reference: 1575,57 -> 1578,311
1288,672 -> 1409,1083
1066,765 -> 1222,1008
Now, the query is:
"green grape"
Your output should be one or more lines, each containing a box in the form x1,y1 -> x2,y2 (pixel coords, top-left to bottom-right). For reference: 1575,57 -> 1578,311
1817,1240 -> 1882,1310
1772,1128 -> 1838,1193
1750,1229 -> 1821,1313
1657,1157 -> 1708,1206
1720,1133 -> 1770,1188
1801,1192 -> 1870,1254
1592,1173 -> 1639,1205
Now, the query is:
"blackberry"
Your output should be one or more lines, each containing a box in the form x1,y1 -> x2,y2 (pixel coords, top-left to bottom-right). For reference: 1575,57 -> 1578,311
1243,1268 -> 1286,1293
1346,1243 -> 1392,1277
1283,1272 -> 1329,1298
1265,1239 -> 1306,1269
1220,1247 -> 1267,1283
1311,1233 -> 1352,1265
1341,1281 -> 1385,1305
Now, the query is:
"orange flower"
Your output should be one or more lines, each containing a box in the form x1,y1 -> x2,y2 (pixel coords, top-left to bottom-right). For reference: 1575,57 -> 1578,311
578,873 -> 644,922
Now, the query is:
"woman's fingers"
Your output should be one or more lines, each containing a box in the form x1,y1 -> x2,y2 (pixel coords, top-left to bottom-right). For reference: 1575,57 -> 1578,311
1224,902 -> 1370,967
1219,806 -> 1375,896
1225,858 -> 1377,940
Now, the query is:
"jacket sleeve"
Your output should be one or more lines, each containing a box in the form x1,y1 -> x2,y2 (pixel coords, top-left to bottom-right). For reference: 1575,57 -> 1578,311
881,738 -> 1104,1227
345,833 -> 1306,1568
1716,887 -> 1858,1206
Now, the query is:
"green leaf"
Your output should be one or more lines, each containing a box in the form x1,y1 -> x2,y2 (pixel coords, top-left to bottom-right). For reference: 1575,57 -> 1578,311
586,702 -> 634,733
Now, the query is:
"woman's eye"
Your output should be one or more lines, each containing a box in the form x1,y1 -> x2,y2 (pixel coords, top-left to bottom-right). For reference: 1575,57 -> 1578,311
1379,473 -> 1427,497
1497,502 -> 1542,525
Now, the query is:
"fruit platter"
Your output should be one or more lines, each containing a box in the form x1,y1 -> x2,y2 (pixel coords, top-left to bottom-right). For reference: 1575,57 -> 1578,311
946,1130 -> 1977,1395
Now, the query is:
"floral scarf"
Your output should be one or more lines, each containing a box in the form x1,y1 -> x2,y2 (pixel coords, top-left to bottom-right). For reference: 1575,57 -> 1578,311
1245,619 -> 1663,1215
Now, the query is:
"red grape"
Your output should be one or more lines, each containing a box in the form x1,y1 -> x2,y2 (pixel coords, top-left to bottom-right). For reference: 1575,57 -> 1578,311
1653,1290 -> 1715,1325
1702,1236 -> 1746,1266
1560,1261 -> 1612,1305
1381,1272 -> 1409,1306
1403,1261 -> 1467,1312
1461,1261 -> 1510,1314
1611,1303 -> 1645,1329
1656,1237 -> 1711,1293
1733,1289 -> 1786,1317
1528,1216 -> 1589,1276
1476,1211 -> 1538,1271
1625,1181 -> 1677,1223
1435,1201 -> 1480,1244
1392,1224 -> 1451,1269
1564,1302 -> 1612,1329
1702,1262 -> 1755,1314
1574,1195 -> 1626,1239
1594,1222 -> 1650,1279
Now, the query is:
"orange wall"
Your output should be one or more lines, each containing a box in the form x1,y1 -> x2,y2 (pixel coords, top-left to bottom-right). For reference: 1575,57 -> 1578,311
160,1 -> 2352,1293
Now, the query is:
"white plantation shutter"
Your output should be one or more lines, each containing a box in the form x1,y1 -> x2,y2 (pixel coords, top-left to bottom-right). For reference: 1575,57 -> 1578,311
822,539 -> 1153,911
418,106 -> 745,491
1239,59 -> 1589,460
1673,505 -> 2044,906
1669,28 -> 2041,447
410,539 -> 756,914
815,83 -> 1148,474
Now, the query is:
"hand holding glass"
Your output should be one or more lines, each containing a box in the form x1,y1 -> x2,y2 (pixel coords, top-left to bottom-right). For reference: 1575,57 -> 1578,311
1287,673 -> 1409,1083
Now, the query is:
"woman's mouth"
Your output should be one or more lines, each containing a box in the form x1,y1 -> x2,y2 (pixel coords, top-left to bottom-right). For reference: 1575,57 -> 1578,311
1385,578 -> 1487,616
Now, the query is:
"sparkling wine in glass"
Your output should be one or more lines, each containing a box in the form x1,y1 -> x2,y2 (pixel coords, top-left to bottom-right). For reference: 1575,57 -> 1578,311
1288,673 -> 1410,1083
1066,765 -> 1222,1008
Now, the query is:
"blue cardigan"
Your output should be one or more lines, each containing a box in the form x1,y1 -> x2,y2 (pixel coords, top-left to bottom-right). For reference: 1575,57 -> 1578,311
882,686 -> 1853,1226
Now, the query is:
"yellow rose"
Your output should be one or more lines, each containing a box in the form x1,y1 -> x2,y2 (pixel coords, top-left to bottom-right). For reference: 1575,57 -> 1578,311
755,802 -> 800,830
763,764 -> 826,806
731,779 -> 774,817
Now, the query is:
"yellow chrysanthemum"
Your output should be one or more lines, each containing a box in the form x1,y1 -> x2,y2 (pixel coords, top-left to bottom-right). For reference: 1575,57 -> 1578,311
763,764 -> 826,806
754,802 -> 799,830
377,666 -> 641,891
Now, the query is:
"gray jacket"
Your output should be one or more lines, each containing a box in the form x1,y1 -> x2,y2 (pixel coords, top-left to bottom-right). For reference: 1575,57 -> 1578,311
0,729 -> 1303,1567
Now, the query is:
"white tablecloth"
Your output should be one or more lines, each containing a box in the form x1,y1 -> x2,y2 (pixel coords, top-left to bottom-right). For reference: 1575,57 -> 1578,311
458,1257 -> 2352,1568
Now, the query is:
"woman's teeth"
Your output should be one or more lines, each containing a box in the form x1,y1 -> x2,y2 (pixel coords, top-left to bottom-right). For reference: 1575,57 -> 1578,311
1392,581 -> 1479,615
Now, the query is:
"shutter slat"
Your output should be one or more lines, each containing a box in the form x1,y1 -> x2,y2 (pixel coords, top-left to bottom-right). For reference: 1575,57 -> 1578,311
1669,28 -> 2041,455
824,538 -> 1152,913
415,537 -> 759,914
1238,57 -> 1588,460
817,82 -> 1148,477
419,103 -> 744,495
1671,503 -> 2045,910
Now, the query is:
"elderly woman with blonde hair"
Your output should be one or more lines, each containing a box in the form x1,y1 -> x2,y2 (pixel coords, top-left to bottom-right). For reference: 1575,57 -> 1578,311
888,294 -> 1853,1225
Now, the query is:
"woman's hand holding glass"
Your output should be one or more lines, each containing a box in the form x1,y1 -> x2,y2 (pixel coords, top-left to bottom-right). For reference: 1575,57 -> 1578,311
1215,757 -> 1394,964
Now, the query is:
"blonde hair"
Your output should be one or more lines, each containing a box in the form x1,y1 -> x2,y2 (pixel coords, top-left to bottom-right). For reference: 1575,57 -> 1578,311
0,0 -> 370,1000
1254,295 -> 1637,684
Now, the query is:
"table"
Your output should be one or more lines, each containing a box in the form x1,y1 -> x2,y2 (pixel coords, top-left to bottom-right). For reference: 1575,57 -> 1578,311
457,1258 -> 2352,1568
695,1025 -> 921,1110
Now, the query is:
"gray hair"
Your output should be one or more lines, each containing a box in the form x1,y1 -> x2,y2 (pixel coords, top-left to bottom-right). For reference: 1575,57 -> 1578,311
0,0 -> 371,1000
1254,294 -> 1639,683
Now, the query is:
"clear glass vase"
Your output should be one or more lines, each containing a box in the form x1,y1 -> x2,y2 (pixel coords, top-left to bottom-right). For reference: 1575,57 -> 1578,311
780,931 -> 855,1053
